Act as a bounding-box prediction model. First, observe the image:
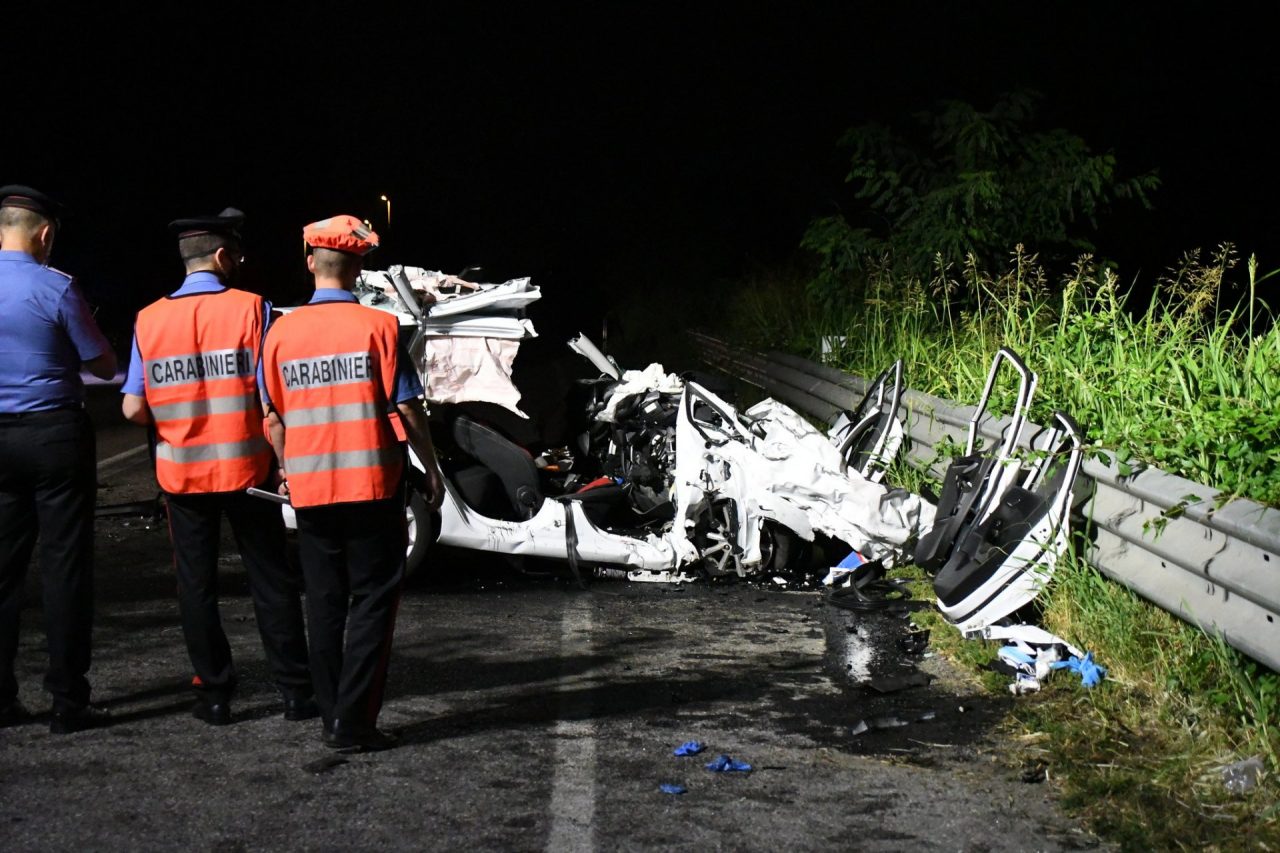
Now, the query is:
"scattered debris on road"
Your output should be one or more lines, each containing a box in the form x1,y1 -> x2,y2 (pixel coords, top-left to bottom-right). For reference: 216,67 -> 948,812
704,755 -> 753,773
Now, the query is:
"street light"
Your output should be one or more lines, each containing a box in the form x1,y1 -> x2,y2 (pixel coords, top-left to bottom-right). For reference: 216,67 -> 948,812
380,194 -> 391,227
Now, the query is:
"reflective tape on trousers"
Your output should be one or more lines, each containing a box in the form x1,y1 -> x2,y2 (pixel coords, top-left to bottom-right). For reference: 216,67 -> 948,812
283,401 -> 383,428
286,446 -> 400,474
150,393 -> 259,422
155,437 -> 270,464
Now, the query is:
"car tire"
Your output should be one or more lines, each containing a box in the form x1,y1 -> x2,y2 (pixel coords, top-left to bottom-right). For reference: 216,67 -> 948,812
405,488 -> 436,579
759,520 -> 810,574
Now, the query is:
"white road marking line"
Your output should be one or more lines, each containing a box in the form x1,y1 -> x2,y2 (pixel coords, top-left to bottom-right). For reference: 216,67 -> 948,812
96,443 -> 148,473
545,597 -> 597,853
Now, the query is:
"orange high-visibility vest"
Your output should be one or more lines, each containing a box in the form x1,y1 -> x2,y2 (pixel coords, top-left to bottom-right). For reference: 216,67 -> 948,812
262,300 -> 403,509
134,288 -> 272,494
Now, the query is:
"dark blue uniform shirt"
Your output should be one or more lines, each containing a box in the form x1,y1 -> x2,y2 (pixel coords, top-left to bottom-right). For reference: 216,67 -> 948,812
0,249 -> 111,413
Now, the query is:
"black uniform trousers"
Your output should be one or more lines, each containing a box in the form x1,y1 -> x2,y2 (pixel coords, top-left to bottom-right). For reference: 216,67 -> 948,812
164,486 -> 311,703
0,409 -> 96,711
294,490 -> 406,727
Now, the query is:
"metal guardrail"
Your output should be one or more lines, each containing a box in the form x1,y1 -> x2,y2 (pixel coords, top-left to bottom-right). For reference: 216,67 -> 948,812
692,331 -> 1280,673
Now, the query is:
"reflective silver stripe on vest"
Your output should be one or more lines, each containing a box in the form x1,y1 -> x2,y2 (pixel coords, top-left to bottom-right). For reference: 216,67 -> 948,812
286,446 -> 400,474
282,401 -> 383,428
150,393 -> 259,422
278,351 -> 377,390
144,348 -> 255,389
154,437 -> 270,464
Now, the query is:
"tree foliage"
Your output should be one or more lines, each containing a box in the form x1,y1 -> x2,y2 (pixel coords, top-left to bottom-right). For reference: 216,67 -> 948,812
802,90 -> 1160,304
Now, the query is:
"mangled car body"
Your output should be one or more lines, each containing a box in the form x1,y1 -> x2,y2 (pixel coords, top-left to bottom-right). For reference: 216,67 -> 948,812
271,265 -> 933,580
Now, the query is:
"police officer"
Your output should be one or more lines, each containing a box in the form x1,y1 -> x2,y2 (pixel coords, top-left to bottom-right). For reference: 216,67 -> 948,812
121,208 -> 315,726
261,215 -> 442,752
0,185 -> 117,733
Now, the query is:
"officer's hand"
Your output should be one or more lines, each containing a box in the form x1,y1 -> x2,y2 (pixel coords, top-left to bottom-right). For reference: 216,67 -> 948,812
423,464 -> 445,512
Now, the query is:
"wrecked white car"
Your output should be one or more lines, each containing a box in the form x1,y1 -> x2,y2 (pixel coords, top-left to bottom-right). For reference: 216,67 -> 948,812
270,265 -> 933,581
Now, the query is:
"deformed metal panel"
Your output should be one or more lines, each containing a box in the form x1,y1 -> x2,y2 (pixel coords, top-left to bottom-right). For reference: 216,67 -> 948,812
692,332 -> 1280,672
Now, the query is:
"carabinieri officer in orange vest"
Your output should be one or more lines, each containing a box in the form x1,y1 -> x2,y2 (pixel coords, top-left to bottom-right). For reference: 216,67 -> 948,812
121,208 -> 314,727
262,215 -> 442,753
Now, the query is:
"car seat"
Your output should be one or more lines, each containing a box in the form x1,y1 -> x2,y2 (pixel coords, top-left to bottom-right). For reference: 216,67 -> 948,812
452,415 -> 544,520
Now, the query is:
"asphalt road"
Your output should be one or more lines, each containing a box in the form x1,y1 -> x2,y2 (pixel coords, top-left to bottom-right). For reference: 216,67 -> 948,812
0,453 -> 1108,852
84,377 -> 148,466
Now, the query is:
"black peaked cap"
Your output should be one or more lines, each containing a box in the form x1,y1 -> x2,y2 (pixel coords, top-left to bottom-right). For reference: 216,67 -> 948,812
0,185 -> 63,224
168,207 -> 246,240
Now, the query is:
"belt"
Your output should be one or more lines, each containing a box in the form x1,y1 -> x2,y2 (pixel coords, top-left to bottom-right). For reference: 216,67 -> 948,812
0,406 -> 86,421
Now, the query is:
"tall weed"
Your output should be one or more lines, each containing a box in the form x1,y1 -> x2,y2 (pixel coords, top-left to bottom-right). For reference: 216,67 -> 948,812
719,245 -> 1280,843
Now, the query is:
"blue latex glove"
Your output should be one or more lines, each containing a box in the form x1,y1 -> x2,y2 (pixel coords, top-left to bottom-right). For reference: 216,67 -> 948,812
705,754 -> 752,772
1051,652 -> 1108,687
674,741 -> 705,756
660,783 -> 687,795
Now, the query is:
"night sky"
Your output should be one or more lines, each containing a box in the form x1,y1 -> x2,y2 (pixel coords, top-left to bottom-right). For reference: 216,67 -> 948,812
6,4 -> 1277,355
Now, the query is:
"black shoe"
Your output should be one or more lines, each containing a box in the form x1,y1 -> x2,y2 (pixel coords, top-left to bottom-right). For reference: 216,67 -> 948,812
192,699 -> 232,727
0,699 -> 33,728
49,703 -> 111,734
322,719 -> 398,753
283,695 -> 320,722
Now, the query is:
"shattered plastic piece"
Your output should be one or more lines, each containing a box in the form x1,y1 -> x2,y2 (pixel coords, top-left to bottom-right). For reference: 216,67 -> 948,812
866,671 -> 932,694
851,709 -> 936,736
821,568 -> 853,587
823,550 -> 867,586
1221,756 -> 1265,795
593,568 -> 629,581
968,623 -> 1084,660
851,716 -> 908,735
673,741 -> 705,756
659,783 -> 688,795
1009,673 -> 1041,695
1050,652 -> 1107,687
897,630 -> 930,655
627,569 -> 699,584
705,755 -> 753,772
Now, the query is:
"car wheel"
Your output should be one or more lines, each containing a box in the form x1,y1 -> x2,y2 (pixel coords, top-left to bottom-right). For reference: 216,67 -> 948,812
405,488 -> 436,578
758,520 -> 810,574
693,498 -> 743,578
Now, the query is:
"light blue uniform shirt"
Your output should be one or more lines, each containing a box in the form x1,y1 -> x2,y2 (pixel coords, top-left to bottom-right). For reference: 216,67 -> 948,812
0,250 -> 111,413
258,288 -> 424,408
121,272 -> 272,396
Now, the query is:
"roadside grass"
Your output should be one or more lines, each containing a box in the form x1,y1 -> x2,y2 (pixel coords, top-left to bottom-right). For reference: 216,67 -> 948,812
895,551 -> 1279,850
723,248 -> 1280,848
